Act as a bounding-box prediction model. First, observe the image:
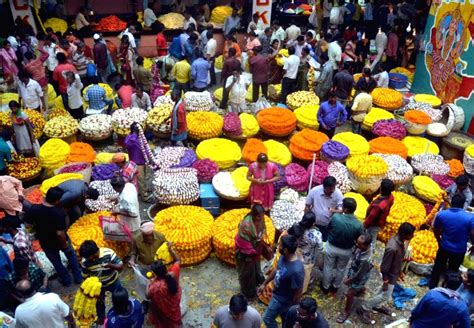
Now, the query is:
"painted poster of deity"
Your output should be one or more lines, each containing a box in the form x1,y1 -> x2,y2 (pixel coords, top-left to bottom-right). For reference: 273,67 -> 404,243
425,2 -> 474,103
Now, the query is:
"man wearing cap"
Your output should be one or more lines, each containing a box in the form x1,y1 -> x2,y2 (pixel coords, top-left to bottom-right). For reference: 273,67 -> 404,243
129,221 -> 167,266
111,153 -> 138,191
93,33 -> 108,83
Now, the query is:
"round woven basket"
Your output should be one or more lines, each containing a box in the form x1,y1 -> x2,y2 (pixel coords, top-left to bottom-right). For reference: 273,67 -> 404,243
82,131 -> 113,141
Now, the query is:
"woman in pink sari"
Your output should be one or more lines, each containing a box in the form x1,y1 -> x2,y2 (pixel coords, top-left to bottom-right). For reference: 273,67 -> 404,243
246,153 -> 280,211
0,40 -> 19,84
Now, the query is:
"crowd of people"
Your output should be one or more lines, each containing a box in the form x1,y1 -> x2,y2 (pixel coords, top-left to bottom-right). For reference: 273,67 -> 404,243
0,0 -> 472,327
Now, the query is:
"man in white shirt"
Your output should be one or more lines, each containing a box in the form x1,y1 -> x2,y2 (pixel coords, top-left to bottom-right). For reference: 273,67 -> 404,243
75,6 -> 89,30
18,71 -> 45,112
288,35 -> 308,57
271,21 -> 286,42
131,86 -> 152,111
183,10 -> 197,30
225,69 -> 250,113
328,38 -> 343,72
143,3 -> 157,28
205,30 -> 217,85
371,27 -> 388,70
14,280 -> 74,328
111,176 -> 141,233
65,71 -> 84,119
247,13 -> 264,35
43,37 -> 58,74
121,26 -> 137,51
374,64 -> 390,88
280,46 -> 300,103
286,23 -> 301,41
323,0 -> 333,29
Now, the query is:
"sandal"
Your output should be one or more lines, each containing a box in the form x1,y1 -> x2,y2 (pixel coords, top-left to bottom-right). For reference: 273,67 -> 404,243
356,307 -> 372,325
336,312 -> 350,324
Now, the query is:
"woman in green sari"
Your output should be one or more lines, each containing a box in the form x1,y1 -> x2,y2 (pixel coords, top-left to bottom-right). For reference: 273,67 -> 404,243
235,204 -> 268,299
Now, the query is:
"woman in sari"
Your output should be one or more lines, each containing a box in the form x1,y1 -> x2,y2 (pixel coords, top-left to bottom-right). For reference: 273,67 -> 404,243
146,243 -> 182,328
170,90 -> 187,146
150,62 -> 165,103
9,101 -> 35,156
119,35 -> 134,85
247,153 -> 280,211
268,40 -> 283,85
0,40 -> 19,86
235,204 -> 271,300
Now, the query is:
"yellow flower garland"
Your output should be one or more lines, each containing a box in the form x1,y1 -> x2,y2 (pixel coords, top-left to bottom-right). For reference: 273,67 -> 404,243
263,140 -> 292,166
332,132 -> 370,157
196,138 -> 242,169
344,192 -> 369,221
187,111 -> 223,140
411,230 -> 438,264
402,136 -> 440,157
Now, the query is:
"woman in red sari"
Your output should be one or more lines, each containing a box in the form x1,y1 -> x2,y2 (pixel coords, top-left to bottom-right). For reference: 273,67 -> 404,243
119,35 -> 134,85
246,153 -> 280,211
146,243 -> 182,328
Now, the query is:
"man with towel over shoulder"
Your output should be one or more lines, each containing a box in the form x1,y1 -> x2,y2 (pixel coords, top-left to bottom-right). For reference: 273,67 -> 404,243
129,221 -> 167,267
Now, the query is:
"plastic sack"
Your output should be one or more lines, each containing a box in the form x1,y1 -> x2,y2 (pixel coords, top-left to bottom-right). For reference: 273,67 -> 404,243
100,215 -> 132,242
252,96 -> 271,114
131,265 -> 149,301
409,261 -> 433,276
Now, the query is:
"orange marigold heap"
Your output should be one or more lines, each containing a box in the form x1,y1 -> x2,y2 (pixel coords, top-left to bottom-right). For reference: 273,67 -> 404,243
289,129 -> 329,161
369,137 -> 409,159
242,138 -> 267,163
404,110 -> 432,125
445,159 -> 464,177
256,107 -> 297,136
371,88 -> 403,110
67,142 -> 96,163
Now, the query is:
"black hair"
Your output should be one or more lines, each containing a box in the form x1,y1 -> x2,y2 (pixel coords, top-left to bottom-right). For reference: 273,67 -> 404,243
24,52 -> 34,60
306,31 -> 314,38
13,256 -> 29,273
444,271 -> 462,291
18,70 -> 30,79
467,270 -> 474,292
360,233 -> 372,246
322,176 -> 337,188
299,212 -> 316,229
151,260 -> 179,294
206,30 -> 213,39
229,294 -> 248,314
0,215 -> 21,231
281,235 -> 298,254
90,75 -> 100,85
79,240 -> 99,258
288,46 -> 296,55
155,23 -> 164,33
288,224 -> 305,239
136,56 -> 144,65
297,35 -> 305,42
398,222 -> 415,237
46,187 -> 64,204
343,197 -> 357,214
320,52 -> 329,62
114,83 -> 122,91
254,45 -> 262,54
135,85 -> 144,92
189,33 -> 198,42
451,193 -> 466,209
45,27 -> 53,33
456,174 -> 470,187
112,287 -> 129,315
225,34 -> 233,40
86,187 -> 99,200
299,297 -> 318,315
343,60 -> 352,71
56,52 -> 67,64
9,100 -> 20,109
380,179 -> 395,196
3,40 -> 10,47
257,153 -> 268,163
363,67 -> 372,76
328,91 -> 337,99
110,176 -> 125,190
251,204 -> 265,218
228,47 -> 237,57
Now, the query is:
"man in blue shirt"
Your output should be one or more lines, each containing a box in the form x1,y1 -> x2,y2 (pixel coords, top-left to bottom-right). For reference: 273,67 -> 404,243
317,92 -> 347,138
57,179 -> 99,225
430,194 -> 474,289
0,246 -> 13,310
85,76 -> 113,113
260,235 -> 305,328
411,273 -> 470,328
0,132 -> 13,175
191,51 -> 211,92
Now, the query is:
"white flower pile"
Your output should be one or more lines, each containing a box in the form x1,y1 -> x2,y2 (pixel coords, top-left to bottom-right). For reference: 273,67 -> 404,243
85,180 -> 119,212
155,146 -> 187,169
153,95 -> 174,107
411,153 -> 450,176
79,114 -> 113,138
328,162 -> 353,193
212,172 -> 240,198
184,91 -> 214,112
152,168 -> 200,205
373,153 -> 413,185
111,107 -> 148,135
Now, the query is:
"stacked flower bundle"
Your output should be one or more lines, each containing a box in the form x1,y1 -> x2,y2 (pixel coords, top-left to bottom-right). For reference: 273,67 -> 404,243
44,18 -> 68,33
289,129 -> 329,161
257,107 -> 297,137
39,138 -> 70,175
223,113 -> 242,138
79,114 -> 113,139
154,206 -> 214,265
372,119 -> 407,140
431,174 -> 454,190
294,105 -> 320,130
371,88 -> 403,110
347,155 -> 388,194
263,140 -> 292,166
67,142 -> 96,163
332,132 -> 370,157
413,94 -> 442,107
445,159 -> 464,178
239,113 -> 260,137
285,163 -> 309,192
410,230 -> 438,264
210,6 -> 232,25
372,154 -> 413,185
307,161 -> 329,187
24,109 -> 45,139
92,164 -> 119,181
6,154 -> 41,180
286,91 -> 319,109
44,116 -> 79,138
111,108 -> 147,136
362,108 -> 395,130
191,159 -> 219,183
320,140 -> 350,162
242,138 -> 267,164
402,136 -> 439,157
369,137 -> 408,159
212,209 -> 275,266
183,91 -> 214,112
187,111 -> 223,140
158,13 -> 185,29
85,180 -> 119,212
152,168 -> 200,205
146,104 -> 172,134
343,192 -> 369,221
411,154 -> 450,176
196,138 -> 242,169
413,175 -> 445,203
328,162 -> 353,193
40,173 -> 83,195
47,107 -> 72,121
95,15 -> 127,32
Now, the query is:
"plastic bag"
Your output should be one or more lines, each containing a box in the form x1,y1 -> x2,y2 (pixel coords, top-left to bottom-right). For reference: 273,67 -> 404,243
132,265 -> 149,301
252,96 -> 271,114
409,261 -> 433,276
99,215 -> 132,242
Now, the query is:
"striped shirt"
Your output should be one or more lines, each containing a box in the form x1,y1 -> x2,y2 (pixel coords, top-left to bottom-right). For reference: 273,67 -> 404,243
81,248 -> 122,287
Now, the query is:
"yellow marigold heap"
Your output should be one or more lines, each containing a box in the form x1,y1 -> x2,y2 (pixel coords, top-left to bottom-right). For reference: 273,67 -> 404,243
371,88 -> 403,110
413,94 -> 442,107
332,132 -> 370,157
294,105 -> 320,130
44,17 -> 68,33
210,6 -> 233,24
44,116 -> 79,138
54,96 -> 66,110
0,93 -> 18,105
402,136 -> 440,157
212,209 -> 275,266
230,167 -> 251,197
347,155 -> 388,178
239,113 -> 259,137
40,173 -> 83,195
68,212 -> 129,259
47,107 -> 72,120
411,230 -> 438,264
413,176 -> 445,203
286,91 -> 319,109
154,206 -> 214,266
158,12 -> 185,29
276,49 -> 289,66
196,138 -> 241,169
0,112 -> 9,126
39,138 -> 71,174
154,243 -> 174,264
24,109 -> 45,139
94,152 -> 128,164
344,192 -> 369,221
362,107 -> 395,129
47,84 -> 57,105
187,111 -> 223,140
466,145 -> 474,157
146,104 -> 173,132
73,276 -> 102,325
378,192 -> 426,243
263,140 -> 292,166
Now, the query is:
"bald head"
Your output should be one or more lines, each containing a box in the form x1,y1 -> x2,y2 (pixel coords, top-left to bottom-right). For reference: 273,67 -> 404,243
16,279 -> 35,298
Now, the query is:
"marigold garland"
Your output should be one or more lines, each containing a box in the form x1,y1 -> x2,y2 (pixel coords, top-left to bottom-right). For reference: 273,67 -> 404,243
39,138 -> 70,174
371,88 -> 403,110
67,142 -> 96,163
256,107 -> 297,136
263,140 -> 292,166
402,136 -> 440,157
242,138 -> 267,163
239,113 -> 259,137
369,137 -> 408,159
413,94 -> 442,107
187,111 -> 223,140
289,129 -> 329,161
294,105 -> 320,130
344,192 -> 369,221
445,159 -> 464,178
346,155 -> 388,178
196,138 -> 242,169
40,173 -> 83,196
286,91 -> 319,109
362,108 -> 395,129
154,206 -> 214,266
212,209 -> 275,266
411,230 -> 438,264
230,167 -> 251,197
332,132 -> 370,157
404,110 -> 432,125
413,175 -> 445,203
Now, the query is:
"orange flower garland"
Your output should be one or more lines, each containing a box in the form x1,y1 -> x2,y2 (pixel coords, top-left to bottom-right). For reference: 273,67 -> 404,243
369,137 -> 408,159
242,138 -> 267,163
67,142 -> 96,163
256,107 -> 297,136
289,129 -> 329,161
404,110 -> 432,125
445,159 -> 464,177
